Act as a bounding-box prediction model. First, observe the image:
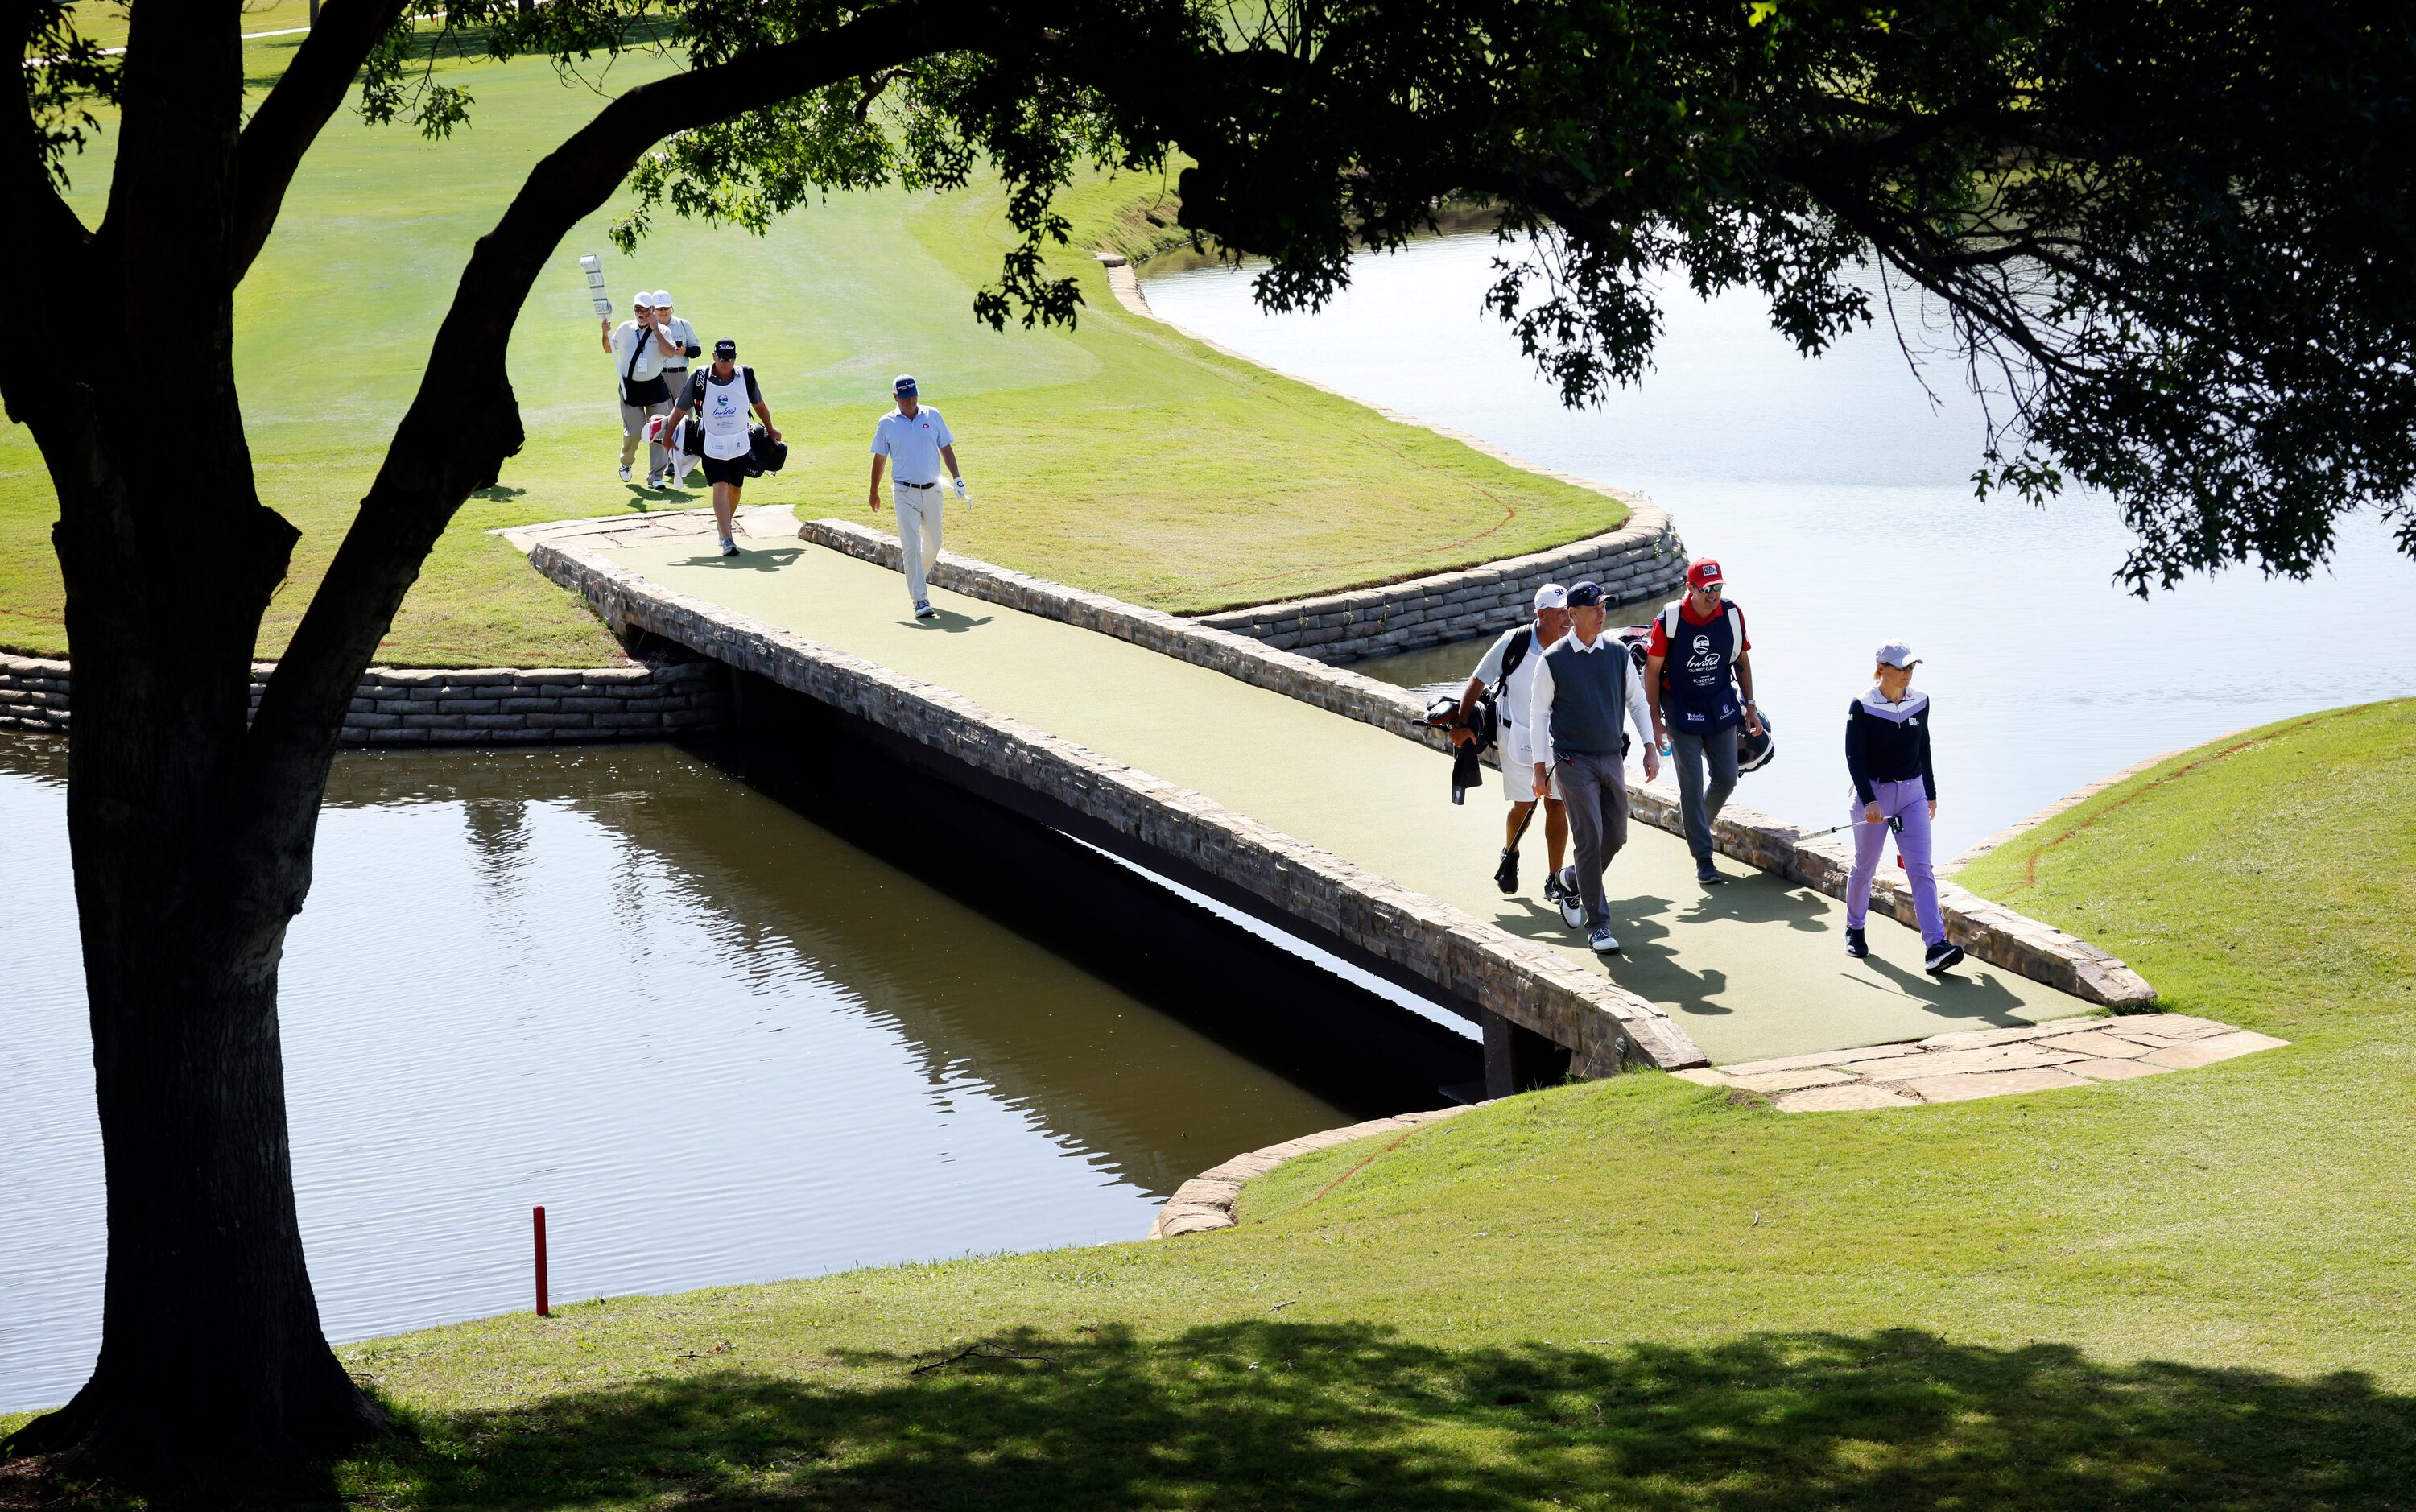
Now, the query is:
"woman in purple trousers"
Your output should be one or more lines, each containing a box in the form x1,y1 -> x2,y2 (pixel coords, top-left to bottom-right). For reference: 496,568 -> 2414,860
1843,640 -> 1964,975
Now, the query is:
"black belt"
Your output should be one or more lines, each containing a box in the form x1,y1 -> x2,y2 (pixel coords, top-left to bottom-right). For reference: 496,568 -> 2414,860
898,479 -> 939,490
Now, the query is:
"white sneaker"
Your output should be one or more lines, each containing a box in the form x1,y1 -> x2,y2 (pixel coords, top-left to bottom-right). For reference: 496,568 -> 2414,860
1557,869 -> 1585,929
719,537 -> 739,557
913,598 -> 937,619
618,464 -> 632,482
1588,924 -> 1621,954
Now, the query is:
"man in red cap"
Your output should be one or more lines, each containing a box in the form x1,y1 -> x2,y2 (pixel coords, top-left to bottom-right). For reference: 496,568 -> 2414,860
1645,557 -> 1763,885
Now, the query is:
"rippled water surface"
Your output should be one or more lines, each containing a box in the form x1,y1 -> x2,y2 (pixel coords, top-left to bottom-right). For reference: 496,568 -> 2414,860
0,738 -> 1347,1411
1146,238 -> 2416,857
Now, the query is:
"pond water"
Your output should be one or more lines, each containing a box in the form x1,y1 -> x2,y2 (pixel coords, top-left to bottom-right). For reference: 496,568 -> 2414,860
0,736 -> 1352,1413
1144,238 -> 2416,857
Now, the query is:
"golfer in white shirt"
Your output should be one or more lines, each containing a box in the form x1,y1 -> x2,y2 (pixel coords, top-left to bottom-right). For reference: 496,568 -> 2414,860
866,374 -> 965,619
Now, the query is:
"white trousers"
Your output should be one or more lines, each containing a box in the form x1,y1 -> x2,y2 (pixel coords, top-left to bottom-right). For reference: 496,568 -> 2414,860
894,484 -> 946,602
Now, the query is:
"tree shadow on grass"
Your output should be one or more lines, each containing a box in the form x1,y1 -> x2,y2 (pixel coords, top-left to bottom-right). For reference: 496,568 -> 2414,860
17,1323 -> 2410,1509
352,1323 -> 2412,1510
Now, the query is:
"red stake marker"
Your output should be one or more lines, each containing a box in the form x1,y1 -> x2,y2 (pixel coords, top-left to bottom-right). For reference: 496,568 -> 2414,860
533,1205 -> 550,1317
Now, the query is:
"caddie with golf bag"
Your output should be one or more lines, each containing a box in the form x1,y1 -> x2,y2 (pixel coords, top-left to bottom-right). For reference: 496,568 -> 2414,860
1645,557 -> 1766,886
663,338 -> 783,557
1449,584 -> 1578,911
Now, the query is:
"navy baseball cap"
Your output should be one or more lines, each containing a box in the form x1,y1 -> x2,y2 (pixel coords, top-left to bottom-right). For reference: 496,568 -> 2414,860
1565,580 -> 1605,607
893,374 -> 918,396
713,338 -> 737,358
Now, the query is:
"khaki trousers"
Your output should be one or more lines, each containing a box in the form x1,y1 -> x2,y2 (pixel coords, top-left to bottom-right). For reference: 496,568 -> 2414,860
619,396 -> 669,478
894,483 -> 946,602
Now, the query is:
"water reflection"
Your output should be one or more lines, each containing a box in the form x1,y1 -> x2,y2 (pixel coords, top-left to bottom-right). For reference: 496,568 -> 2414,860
0,737 -> 1348,1412
1145,238 -> 2416,857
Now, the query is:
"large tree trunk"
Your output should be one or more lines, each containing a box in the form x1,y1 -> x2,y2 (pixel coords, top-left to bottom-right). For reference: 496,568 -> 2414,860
18,873 -> 388,1471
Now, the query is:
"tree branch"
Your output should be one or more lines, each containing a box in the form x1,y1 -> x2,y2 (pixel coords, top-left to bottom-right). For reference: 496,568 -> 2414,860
2,2 -> 99,312
233,0 -> 978,905
232,0 -> 415,281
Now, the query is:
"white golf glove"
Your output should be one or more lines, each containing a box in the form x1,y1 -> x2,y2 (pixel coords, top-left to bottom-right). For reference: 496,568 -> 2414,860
952,476 -> 968,500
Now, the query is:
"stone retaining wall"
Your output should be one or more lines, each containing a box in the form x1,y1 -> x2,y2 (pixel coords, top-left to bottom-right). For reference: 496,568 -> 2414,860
0,655 -> 68,736
1191,504 -> 1687,663
0,651 -> 727,745
531,531 -> 1708,1077
787,520 -> 2154,1010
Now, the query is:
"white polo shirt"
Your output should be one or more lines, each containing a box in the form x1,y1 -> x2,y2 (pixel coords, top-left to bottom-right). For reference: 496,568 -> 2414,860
1472,625 -> 1547,767
612,320 -> 665,384
871,406 -> 954,485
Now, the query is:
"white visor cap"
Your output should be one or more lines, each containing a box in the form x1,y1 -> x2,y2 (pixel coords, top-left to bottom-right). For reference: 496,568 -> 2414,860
1876,640 -> 1920,669
1533,584 -> 1570,612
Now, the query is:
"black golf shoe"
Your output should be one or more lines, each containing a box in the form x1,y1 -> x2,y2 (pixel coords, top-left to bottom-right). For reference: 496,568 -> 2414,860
1923,940 -> 1966,975
1844,926 -> 1868,959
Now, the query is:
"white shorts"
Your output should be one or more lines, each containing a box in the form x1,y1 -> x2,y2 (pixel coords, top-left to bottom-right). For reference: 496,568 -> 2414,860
1503,746 -> 1561,804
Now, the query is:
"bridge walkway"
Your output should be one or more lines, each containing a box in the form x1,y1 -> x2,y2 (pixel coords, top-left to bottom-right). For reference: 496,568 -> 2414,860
593,529 -> 2091,1068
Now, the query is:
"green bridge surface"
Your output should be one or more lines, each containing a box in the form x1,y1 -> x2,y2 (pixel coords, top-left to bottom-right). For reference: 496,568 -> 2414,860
612,535 -> 2089,1067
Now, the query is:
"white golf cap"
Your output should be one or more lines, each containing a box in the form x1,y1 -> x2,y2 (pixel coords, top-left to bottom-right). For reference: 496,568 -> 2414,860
651,290 -> 673,308
1876,640 -> 1920,669
1533,583 -> 1569,612
631,291 -> 652,308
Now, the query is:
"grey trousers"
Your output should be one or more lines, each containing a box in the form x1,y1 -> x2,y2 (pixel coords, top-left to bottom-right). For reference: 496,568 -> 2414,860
1555,750 -> 1629,930
1670,725 -> 1741,861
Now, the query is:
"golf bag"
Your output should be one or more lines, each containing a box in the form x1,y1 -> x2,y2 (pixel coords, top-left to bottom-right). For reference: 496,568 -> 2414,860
1419,692 -> 1495,806
745,424 -> 788,477
643,412 -> 700,483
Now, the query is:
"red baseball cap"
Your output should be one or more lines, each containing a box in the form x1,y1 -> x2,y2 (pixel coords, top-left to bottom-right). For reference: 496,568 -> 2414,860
1686,558 -> 1724,590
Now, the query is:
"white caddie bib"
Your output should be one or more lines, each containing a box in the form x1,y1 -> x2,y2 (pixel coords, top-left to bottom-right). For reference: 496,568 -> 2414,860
700,367 -> 752,460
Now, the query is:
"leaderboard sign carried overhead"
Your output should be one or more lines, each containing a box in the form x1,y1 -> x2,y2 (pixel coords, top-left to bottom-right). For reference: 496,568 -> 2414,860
579,254 -> 611,317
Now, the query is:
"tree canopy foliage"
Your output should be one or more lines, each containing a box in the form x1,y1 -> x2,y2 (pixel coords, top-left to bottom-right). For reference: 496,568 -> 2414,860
321,0 -> 2416,589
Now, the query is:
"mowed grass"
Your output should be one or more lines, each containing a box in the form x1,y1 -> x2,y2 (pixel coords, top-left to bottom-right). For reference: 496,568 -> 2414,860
13,703 -> 2403,1509
0,36 -> 1622,667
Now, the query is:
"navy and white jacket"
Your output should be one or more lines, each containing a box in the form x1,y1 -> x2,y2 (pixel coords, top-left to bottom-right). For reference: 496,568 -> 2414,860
1844,687 -> 1935,804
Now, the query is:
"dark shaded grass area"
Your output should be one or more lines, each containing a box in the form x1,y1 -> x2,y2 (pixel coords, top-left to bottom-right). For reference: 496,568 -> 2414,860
14,1324 -> 2412,1510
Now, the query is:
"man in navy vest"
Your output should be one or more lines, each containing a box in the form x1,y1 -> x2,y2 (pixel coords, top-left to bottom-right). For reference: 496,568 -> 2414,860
1526,581 -> 1661,954
1645,558 -> 1763,885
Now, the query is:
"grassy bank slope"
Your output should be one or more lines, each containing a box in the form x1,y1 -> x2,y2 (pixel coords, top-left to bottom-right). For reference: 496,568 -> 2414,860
0,39 -> 1621,667
13,704 -> 2406,1507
